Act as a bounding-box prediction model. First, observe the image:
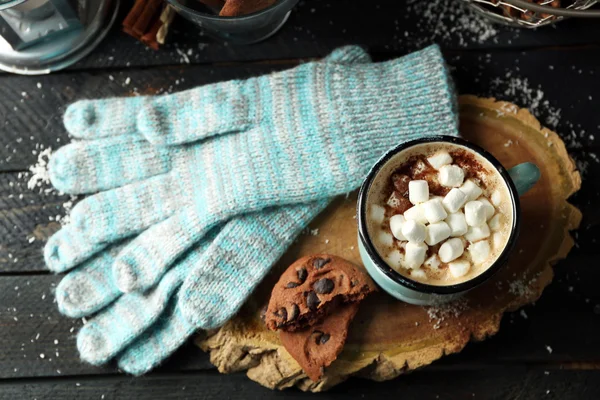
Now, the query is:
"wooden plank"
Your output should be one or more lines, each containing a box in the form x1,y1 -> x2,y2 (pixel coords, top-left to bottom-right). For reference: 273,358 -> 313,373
0,173 -> 68,273
0,274 -> 213,379
0,368 -> 598,399
66,0 -> 600,70
1,253 -> 599,380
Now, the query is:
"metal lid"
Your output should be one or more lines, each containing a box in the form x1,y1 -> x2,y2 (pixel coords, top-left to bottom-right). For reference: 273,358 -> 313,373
0,0 -> 119,74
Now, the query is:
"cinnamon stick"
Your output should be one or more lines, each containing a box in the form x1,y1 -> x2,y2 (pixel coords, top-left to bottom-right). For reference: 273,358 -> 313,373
132,0 -> 164,37
141,17 -> 162,50
123,0 -> 148,34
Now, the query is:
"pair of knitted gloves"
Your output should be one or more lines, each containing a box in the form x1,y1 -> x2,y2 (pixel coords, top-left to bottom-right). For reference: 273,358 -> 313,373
46,45 -> 458,374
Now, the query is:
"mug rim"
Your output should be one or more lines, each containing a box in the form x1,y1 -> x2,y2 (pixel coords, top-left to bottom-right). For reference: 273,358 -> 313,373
357,135 -> 521,295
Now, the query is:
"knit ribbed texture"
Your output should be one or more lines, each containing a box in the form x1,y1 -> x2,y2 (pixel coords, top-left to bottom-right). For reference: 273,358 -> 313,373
45,45 -> 459,374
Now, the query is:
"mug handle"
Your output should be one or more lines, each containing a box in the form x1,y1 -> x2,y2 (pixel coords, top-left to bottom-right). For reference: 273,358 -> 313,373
508,162 -> 541,196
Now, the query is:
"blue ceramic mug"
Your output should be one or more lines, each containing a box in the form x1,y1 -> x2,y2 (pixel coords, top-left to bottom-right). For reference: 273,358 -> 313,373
357,136 -> 541,306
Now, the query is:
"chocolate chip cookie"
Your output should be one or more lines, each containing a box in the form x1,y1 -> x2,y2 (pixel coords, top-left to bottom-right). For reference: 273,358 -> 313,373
265,254 -> 376,332
279,302 -> 359,382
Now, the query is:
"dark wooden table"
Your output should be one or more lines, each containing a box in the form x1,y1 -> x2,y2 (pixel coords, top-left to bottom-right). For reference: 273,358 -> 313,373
1,0 -> 600,398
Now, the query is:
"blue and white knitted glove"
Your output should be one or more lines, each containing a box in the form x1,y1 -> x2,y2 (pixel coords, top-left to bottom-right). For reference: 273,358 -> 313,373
47,45 -> 458,298
45,45 -> 371,276
57,202 -> 327,372
48,47 -> 370,372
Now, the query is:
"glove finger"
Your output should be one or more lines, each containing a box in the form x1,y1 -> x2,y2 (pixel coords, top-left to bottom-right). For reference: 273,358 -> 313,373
63,96 -> 147,139
49,135 -> 174,195
180,200 -> 328,329
70,173 -> 178,243
55,241 -> 127,318
112,208 -> 222,293
116,295 -> 195,375
45,225 -> 109,273
137,79 -> 254,146
77,238 -> 209,365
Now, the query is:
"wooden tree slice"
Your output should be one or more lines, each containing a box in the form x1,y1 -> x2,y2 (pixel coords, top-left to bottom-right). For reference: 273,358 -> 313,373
195,96 -> 582,392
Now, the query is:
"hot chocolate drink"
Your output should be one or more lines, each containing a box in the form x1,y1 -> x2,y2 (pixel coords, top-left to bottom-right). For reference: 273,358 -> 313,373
366,142 -> 513,286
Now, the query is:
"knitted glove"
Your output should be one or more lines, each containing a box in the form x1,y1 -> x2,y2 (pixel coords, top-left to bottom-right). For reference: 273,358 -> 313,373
48,47 -> 368,371
58,202 -> 326,370
47,45 -> 457,299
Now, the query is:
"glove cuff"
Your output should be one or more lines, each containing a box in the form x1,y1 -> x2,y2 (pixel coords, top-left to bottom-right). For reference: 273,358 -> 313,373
331,45 -> 459,170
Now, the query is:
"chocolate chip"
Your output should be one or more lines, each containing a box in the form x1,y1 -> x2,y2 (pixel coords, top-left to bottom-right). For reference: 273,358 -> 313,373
306,291 -> 320,310
297,267 -> 308,282
288,304 -> 299,321
286,282 -> 300,288
312,257 -> 331,270
274,307 -> 287,321
350,278 -> 359,287
313,278 -> 334,294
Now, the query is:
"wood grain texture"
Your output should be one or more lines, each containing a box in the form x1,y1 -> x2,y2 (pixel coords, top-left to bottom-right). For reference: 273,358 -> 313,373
0,173 -> 68,273
0,369 -> 598,399
197,97 -> 583,391
59,0 -> 600,70
0,275 -> 213,378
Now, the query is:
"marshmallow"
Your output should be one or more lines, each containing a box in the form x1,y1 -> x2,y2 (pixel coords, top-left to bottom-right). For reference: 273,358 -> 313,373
491,190 -> 502,207
424,254 -> 441,270
411,269 -> 427,279
464,201 -> 487,227
446,212 -> 468,237
468,240 -> 491,264
427,151 -> 453,170
438,238 -> 464,263
422,198 -> 448,224
448,260 -> 471,278
385,249 -> 404,270
378,231 -> 394,247
425,221 -> 451,246
459,179 -> 483,202
478,197 -> 495,220
389,214 -> 407,241
439,165 -> 465,188
404,241 -> 428,269
409,180 -> 429,205
492,232 -> 505,249
464,223 -> 491,242
489,213 -> 502,231
370,204 -> 385,224
442,188 -> 467,213
404,204 -> 428,225
401,219 -> 427,243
